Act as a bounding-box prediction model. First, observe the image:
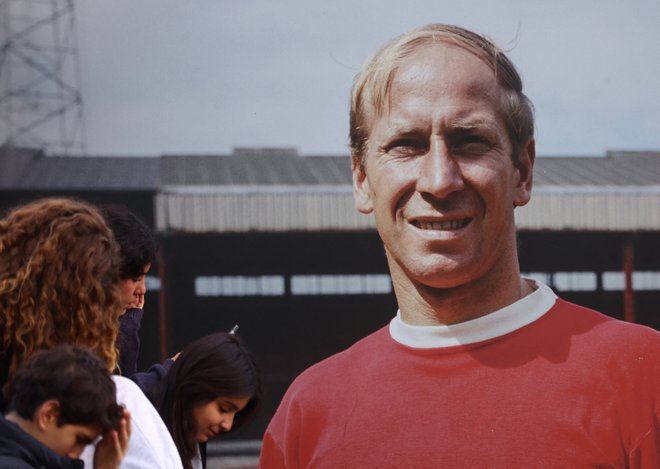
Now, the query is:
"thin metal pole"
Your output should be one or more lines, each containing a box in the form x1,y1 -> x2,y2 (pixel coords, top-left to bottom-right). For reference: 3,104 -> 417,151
157,249 -> 169,361
622,238 -> 635,323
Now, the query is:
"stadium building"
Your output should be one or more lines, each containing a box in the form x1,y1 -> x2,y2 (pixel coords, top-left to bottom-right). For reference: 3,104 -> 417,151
2,145 -> 659,441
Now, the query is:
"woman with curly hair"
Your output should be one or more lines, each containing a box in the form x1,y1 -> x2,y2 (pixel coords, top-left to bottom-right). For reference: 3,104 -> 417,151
0,197 -> 121,392
0,197 -> 182,468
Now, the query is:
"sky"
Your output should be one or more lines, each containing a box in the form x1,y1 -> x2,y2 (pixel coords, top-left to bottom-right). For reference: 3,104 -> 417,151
73,0 -> 660,157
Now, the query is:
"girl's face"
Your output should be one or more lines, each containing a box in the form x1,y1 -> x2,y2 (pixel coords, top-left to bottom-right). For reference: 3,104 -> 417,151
191,395 -> 251,443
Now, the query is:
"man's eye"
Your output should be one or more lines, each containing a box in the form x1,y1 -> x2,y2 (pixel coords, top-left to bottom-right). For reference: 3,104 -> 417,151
386,139 -> 426,155
454,135 -> 492,153
461,134 -> 487,144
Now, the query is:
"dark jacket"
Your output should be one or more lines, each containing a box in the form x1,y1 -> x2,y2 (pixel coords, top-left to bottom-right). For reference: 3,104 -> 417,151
118,307 -> 173,402
117,307 -> 144,376
0,416 -> 83,469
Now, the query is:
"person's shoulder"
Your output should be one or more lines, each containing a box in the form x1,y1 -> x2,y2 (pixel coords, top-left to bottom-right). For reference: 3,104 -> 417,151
108,377 -> 183,468
554,298 -> 660,351
112,374 -> 160,414
0,418 -> 82,469
0,430 -> 40,469
0,455 -> 37,469
113,373 -> 144,395
287,325 -> 390,390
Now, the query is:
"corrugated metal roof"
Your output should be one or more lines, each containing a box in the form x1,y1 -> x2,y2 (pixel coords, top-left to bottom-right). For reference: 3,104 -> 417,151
534,152 -> 660,187
3,147 -> 660,232
0,147 -> 43,187
156,188 -> 373,233
4,147 -> 659,190
161,149 -> 351,186
159,149 -> 660,189
0,148 -> 160,190
516,192 -> 660,231
155,150 -> 660,233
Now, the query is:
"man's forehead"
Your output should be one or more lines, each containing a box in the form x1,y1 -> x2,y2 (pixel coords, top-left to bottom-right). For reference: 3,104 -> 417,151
392,43 -> 498,88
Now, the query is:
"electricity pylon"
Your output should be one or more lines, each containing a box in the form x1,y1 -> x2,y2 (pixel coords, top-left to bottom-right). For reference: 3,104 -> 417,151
0,0 -> 85,155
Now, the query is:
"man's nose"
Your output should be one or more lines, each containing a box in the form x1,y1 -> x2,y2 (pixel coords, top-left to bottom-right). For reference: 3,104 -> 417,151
416,140 -> 464,198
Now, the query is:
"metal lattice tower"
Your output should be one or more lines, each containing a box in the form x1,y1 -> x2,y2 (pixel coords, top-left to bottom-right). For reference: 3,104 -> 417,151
0,0 -> 86,155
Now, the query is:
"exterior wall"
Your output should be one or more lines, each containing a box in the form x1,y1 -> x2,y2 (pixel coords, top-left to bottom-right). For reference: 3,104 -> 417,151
516,188 -> 660,230
0,189 -> 155,225
156,187 -> 660,233
156,187 -> 373,232
2,190 -> 659,439
154,230 -> 660,440
156,231 -> 395,440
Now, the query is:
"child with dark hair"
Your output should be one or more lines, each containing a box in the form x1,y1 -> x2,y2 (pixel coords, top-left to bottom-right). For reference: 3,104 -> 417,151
154,331 -> 262,469
0,344 -> 130,469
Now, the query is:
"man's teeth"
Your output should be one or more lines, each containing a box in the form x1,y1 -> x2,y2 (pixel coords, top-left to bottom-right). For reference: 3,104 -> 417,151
416,220 -> 465,230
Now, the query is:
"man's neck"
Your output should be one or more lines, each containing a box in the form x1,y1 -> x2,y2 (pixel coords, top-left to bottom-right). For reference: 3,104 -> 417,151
392,265 -> 534,326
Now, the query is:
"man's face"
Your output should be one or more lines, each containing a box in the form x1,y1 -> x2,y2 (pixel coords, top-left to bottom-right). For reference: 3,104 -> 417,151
353,43 -> 533,291
118,264 -> 150,311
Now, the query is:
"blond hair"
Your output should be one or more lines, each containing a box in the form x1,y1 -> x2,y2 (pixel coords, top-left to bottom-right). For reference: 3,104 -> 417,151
349,23 -> 534,165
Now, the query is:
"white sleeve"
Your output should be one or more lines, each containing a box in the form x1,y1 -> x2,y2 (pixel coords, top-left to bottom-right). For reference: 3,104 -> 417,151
81,375 -> 183,469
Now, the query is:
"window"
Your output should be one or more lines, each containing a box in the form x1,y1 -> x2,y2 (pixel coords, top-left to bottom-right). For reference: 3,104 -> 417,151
522,272 -> 551,286
602,271 -> 660,291
145,275 -> 161,291
552,272 -> 597,292
290,274 -> 392,295
195,275 -> 285,296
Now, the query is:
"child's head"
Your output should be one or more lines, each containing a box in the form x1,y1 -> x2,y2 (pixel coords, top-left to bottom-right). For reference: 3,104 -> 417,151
101,204 -> 157,311
158,331 -> 261,468
4,344 -> 124,459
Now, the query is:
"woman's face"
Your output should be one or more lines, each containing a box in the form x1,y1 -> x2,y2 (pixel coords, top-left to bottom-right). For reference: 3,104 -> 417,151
118,264 -> 150,312
191,395 -> 251,443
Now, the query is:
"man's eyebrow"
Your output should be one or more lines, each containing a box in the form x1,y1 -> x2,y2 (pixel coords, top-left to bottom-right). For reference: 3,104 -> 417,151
380,122 -> 428,140
448,117 -> 498,131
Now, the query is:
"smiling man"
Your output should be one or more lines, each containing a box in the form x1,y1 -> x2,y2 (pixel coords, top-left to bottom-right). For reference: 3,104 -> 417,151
259,24 -> 660,468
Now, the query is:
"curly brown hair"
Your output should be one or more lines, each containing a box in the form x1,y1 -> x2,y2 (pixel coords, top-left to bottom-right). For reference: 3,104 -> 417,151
0,197 -> 122,377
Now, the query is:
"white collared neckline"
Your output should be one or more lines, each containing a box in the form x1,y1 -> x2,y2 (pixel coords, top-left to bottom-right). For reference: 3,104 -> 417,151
389,280 -> 557,348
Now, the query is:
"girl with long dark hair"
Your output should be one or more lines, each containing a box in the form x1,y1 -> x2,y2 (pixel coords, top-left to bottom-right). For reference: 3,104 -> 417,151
155,330 -> 261,469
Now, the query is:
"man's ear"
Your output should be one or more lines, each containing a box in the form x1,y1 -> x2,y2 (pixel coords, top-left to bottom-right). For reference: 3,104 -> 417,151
36,399 -> 61,431
352,153 -> 374,214
513,138 -> 535,208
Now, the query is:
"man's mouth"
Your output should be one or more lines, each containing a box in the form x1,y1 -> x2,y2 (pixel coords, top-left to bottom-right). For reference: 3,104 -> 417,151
412,218 -> 471,230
